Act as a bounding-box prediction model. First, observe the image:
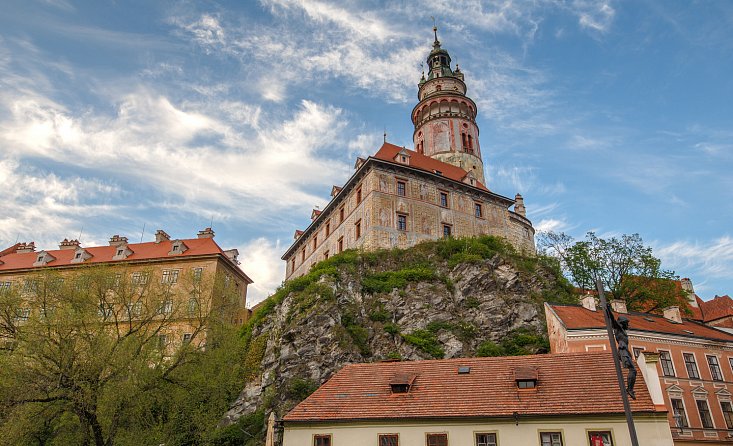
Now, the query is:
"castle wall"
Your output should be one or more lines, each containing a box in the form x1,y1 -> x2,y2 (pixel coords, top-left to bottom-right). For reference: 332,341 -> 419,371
285,165 -> 534,279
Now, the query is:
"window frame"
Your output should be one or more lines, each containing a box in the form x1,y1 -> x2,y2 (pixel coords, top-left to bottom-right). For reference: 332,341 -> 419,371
683,352 -> 701,379
338,236 -> 344,253
474,431 -> 497,446
396,180 -> 406,197
356,186 -> 362,204
697,399 -> 715,429
587,430 -> 614,446
721,401 -> 733,429
442,224 -> 452,238
397,213 -> 407,231
658,350 -> 676,377
425,432 -> 448,446
339,206 -> 345,223
707,355 -> 724,381
474,202 -> 483,218
379,433 -> 399,446
671,398 -> 689,428
313,434 -> 332,446
539,431 -> 564,446
161,269 -> 180,284
439,191 -> 449,208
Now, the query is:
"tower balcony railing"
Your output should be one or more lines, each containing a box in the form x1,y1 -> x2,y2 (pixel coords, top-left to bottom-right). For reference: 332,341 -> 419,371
413,111 -> 476,128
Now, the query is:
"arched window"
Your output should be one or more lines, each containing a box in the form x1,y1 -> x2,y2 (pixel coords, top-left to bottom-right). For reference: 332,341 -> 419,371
461,133 -> 467,150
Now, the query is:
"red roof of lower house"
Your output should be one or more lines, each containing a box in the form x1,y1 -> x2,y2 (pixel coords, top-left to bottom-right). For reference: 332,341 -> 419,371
284,352 -> 658,422
548,304 -> 733,342
373,143 -> 490,192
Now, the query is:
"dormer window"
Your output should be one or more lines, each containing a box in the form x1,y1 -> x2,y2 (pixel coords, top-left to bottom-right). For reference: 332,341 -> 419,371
116,249 -> 124,256
37,255 -> 44,263
389,373 -> 417,394
514,367 -> 538,389
33,251 -> 56,267
75,252 -> 82,259
112,245 -> 133,261
168,240 -> 188,256
71,248 -> 92,264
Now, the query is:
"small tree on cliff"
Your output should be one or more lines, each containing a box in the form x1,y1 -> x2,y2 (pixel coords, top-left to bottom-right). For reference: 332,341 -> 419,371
0,266 -> 240,446
538,231 -> 688,313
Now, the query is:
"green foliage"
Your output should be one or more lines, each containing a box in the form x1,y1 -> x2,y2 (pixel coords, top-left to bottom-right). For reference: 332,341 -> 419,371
464,296 -> 481,308
361,267 -> 436,294
476,328 -> 549,357
243,334 -> 268,380
209,409 -> 265,446
368,303 -> 390,322
286,378 -> 319,402
401,329 -> 444,359
537,231 -> 687,312
341,313 -> 371,356
383,323 -> 400,335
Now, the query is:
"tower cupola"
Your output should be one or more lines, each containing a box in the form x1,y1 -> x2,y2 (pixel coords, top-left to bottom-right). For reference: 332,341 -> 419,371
411,28 -> 485,185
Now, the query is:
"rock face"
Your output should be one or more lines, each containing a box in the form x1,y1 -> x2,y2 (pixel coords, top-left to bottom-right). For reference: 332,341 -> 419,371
223,239 -> 574,424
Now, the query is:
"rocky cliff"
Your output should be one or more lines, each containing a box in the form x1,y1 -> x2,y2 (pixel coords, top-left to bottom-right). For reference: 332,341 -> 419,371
222,236 -> 576,435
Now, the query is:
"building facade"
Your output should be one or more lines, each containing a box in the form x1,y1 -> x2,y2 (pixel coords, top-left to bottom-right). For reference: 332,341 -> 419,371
282,352 -> 673,446
0,228 -> 253,348
282,31 -> 534,279
546,298 -> 733,445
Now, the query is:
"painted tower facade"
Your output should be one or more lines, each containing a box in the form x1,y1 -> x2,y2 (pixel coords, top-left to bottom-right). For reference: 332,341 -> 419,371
412,28 -> 484,185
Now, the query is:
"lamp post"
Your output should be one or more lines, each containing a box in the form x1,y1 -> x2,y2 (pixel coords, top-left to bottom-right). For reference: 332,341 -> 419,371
596,279 -> 640,446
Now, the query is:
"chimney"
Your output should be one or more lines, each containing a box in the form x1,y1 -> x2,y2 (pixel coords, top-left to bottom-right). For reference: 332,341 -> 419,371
16,242 -> 36,253
197,227 -> 215,239
155,230 -> 170,243
638,352 -> 666,411
663,306 -> 682,324
581,294 -> 597,311
610,299 -> 628,314
58,239 -> 81,250
514,194 -> 526,217
108,235 -> 128,247
681,278 -> 699,308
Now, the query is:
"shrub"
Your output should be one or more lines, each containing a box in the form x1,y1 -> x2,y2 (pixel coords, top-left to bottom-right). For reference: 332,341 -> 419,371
383,322 -> 400,335
402,329 -> 444,359
361,267 -> 436,294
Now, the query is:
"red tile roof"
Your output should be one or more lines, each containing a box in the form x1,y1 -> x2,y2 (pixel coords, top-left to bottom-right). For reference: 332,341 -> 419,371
284,352 -> 658,422
548,304 -> 733,342
373,143 -> 491,192
699,295 -> 733,323
0,238 -> 252,282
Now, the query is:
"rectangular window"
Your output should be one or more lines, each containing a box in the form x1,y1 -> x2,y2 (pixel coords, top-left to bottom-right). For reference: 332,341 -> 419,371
442,224 -> 451,238
632,347 -> 644,359
158,299 -> 173,315
426,433 -> 447,446
540,432 -> 563,446
324,250 -> 329,260
439,191 -> 448,207
0,281 -> 11,294
356,187 -> 362,204
475,433 -> 497,446
474,203 -> 483,218
707,355 -> 724,381
15,308 -> 31,323
340,207 -> 345,223
157,334 -> 168,350
671,398 -> 689,428
338,237 -> 344,253
397,214 -> 407,231
587,431 -> 613,446
659,351 -> 675,377
301,249 -> 306,262
326,221 -> 331,236
161,269 -> 179,284
397,181 -> 406,197
131,271 -> 150,285
313,235 -> 318,250
314,434 -> 331,446
722,401 -> 733,429
379,434 -> 399,446
188,297 -> 199,315
697,399 -> 714,428
291,259 -> 296,272
183,333 -> 193,344
193,267 -> 203,281
355,220 -> 361,239
684,353 -> 700,379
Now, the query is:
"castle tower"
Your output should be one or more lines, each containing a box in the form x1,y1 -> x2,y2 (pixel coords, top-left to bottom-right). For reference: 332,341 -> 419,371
412,27 -> 485,185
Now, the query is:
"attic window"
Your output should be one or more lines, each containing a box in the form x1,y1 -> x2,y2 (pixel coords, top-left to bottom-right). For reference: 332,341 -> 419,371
458,366 -> 471,374
683,329 -> 694,334
514,367 -> 538,389
434,170 -> 442,176
37,255 -> 44,263
390,373 -> 417,394
401,156 -> 406,162
116,249 -> 124,256
75,252 -> 82,259
644,317 -> 655,322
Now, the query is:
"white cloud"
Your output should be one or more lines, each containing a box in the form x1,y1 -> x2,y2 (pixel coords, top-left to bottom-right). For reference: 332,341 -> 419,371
655,236 -> 733,292
571,0 -> 616,33
535,218 -> 570,233
239,237 -> 286,305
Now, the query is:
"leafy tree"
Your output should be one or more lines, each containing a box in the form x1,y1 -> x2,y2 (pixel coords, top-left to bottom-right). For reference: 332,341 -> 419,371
0,266 -> 245,446
538,231 -> 688,312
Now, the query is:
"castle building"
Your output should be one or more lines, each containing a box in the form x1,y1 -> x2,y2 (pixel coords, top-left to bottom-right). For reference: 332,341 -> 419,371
282,30 -> 534,279
0,228 -> 253,348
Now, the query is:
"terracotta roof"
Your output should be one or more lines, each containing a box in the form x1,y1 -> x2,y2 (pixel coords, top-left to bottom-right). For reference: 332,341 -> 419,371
699,295 -> 733,322
284,352 -> 658,422
373,143 -> 491,192
0,238 -> 252,283
548,304 -> 733,342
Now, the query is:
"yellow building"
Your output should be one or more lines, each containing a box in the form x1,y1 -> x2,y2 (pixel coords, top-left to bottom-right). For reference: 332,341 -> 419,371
282,352 -> 674,446
282,30 -> 534,280
0,228 -> 252,348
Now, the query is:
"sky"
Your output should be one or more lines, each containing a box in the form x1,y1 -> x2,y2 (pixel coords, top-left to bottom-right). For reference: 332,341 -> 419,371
0,0 -> 731,305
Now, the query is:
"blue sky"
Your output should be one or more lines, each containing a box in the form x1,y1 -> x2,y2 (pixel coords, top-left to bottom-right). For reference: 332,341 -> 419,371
0,0 -> 731,304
